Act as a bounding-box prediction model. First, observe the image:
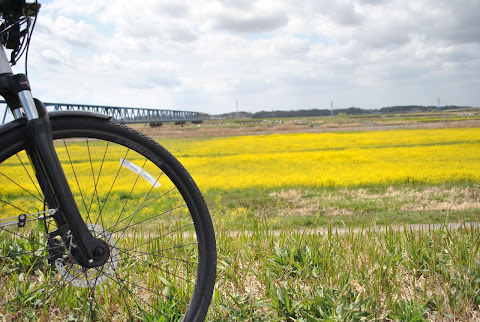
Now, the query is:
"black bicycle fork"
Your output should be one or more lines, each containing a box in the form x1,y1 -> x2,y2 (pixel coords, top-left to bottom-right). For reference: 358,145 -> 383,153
0,72 -> 110,268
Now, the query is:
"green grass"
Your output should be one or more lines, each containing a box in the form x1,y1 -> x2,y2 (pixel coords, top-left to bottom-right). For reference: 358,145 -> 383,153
208,222 -> 480,320
1,182 -> 479,320
201,181 -> 480,320
205,183 -> 480,231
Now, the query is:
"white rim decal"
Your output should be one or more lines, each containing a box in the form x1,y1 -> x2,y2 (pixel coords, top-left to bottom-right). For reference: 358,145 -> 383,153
120,158 -> 161,188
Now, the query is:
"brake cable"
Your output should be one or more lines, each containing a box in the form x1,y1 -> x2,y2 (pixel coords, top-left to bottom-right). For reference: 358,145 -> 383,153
0,0 -> 39,72
0,208 -> 56,229
23,0 -> 39,75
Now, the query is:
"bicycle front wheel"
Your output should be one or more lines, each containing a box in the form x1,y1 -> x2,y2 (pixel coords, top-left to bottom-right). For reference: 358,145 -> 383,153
0,113 -> 216,321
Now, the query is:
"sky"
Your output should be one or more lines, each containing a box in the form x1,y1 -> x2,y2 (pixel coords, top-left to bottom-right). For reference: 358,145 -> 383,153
13,0 -> 480,114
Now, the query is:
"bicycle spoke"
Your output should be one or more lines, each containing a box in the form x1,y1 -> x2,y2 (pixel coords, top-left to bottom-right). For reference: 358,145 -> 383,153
15,153 -> 42,198
109,258 -> 148,320
82,269 -> 103,319
114,241 -> 198,258
111,158 -> 147,234
96,148 -> 130,226
96,265 -> 169,320
112,204 -> 188,235
0,171 -> 44,203
0,118 -> 215,320
0,228 -> 49,249
86,140 -> 109,220
62,139 -> 91,223
107,185 -> 174,233
2,263 -> 85,308
111,245 -> 198,274
105,254 -> 135,319
0,198 -> 30,213
0,248 -> 49,258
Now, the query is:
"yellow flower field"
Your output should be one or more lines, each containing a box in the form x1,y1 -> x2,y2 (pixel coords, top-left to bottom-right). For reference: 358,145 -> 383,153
163,128 -> 480,190
0,128 -> 478,198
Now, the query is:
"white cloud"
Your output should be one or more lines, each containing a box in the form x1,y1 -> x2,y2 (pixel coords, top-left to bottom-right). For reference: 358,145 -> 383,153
35,15 -> 102,48
42,0 -> 104,16
271,36 -> 311,56
212,11 -> 288,34
39,48 -> 72,65
14,0 -> 479,113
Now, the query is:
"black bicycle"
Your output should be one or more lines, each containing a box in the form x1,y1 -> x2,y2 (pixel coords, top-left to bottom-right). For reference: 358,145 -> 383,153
0,1 -> 216,320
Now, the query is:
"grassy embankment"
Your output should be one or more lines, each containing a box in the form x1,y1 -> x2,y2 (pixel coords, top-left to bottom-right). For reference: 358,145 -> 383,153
159,128 -> 480,230
155,126 -> 480,320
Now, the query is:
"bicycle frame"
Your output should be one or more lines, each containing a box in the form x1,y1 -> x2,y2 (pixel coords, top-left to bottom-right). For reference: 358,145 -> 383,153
0,44 -> 110,267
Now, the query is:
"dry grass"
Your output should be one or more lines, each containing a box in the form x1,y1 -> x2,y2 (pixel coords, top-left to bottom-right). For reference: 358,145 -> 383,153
129,119 -> 480,138
267,185 -> 480,221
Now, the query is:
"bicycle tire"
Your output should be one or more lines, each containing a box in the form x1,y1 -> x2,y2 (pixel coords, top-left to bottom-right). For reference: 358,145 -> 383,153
0,113 -> 216,321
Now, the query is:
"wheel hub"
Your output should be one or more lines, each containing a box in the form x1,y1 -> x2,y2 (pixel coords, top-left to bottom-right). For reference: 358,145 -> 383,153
54,223 -> 119,288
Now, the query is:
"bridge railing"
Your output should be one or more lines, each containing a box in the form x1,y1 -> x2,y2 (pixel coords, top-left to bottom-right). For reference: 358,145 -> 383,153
1,101 -> 204,124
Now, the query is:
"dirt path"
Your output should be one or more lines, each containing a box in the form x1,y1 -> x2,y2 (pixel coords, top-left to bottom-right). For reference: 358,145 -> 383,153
220,222 -> 480,237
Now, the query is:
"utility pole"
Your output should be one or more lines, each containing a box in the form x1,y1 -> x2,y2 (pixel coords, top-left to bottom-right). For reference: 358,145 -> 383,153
236,99 -> 239,119
437,97 -> 441,111
330,100 -> 334,116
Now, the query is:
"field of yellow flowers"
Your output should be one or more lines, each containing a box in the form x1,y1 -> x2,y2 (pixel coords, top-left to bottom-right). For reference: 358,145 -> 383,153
1,127 -> 477,197
1,127 -> 478,226
163,127 -> 480,190
1,126 -> 478,229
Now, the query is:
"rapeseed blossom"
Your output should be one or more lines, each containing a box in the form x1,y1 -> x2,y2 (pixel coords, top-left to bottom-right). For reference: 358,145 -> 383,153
171,128 -> 480,190
1,128 -> 479,196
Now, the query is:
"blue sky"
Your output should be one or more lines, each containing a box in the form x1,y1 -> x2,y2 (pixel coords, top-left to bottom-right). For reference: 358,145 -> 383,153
11,0 -> 480,114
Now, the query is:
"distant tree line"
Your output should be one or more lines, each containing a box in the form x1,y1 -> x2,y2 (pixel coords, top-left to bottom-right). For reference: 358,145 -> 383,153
210,105 -> 471,119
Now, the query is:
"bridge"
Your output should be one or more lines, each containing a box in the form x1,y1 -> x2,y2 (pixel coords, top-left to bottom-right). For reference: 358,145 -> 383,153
1,101 -> 204,125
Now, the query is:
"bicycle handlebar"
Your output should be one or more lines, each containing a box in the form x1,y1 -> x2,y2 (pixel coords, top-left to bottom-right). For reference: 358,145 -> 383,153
0,0 -> 25,18
0,0 -> 40,18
